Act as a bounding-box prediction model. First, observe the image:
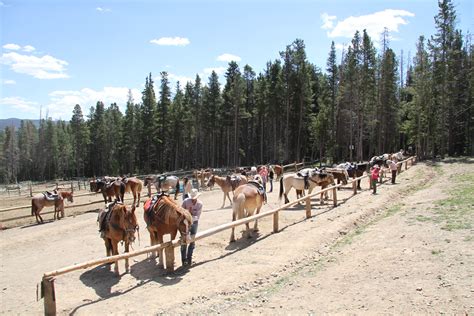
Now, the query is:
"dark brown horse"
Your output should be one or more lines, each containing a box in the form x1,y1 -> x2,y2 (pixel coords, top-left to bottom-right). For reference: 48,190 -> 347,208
122,177 -> 143,207
93,179 -> 125,204
31,191 -> 74,224
143,194 -> 192,270
98,203 -> 138,275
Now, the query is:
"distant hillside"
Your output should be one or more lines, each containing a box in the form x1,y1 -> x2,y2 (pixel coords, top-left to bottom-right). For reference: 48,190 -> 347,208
0,118 -> 41,130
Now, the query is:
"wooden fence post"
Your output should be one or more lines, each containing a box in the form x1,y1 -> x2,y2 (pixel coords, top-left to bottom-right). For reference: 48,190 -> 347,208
273,211 -> 279,233
165,244 -> 175,272
305,197 -> 311,218
30,182 -> 33,197
42,277 -> 56,316
294,162 -> 298,172
405,160 -> 408,170
332,188 -> 337,206
352,180 -> 357,195
70,182 -> 74,193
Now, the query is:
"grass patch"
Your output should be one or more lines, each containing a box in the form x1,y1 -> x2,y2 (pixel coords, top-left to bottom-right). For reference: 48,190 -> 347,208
434,173 -> 474,231
431,249 -> 443,255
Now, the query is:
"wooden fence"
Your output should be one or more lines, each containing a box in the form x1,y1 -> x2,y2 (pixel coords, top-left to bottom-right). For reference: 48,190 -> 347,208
37,156 -> 416,315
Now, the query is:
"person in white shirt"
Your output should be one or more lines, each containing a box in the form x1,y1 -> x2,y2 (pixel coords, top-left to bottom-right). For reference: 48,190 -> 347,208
389,159 -> 398,184
180,189 -> 203,266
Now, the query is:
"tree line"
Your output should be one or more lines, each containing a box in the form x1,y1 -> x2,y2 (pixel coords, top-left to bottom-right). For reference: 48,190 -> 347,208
1,0 -> 472,183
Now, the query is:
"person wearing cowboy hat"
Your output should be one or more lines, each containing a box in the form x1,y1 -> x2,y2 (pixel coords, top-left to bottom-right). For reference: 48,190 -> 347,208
180,188 -> 203,266
370,164 -> 381,194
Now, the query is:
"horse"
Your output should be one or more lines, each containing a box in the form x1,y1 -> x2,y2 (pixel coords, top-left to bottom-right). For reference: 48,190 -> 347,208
98,202 -> 138,275
271,165 -> 284,180
370,154 -> 390,168
194,169 -> 213,190
122,177 -> 143,207
144,175 -> 180,200
94,179 -> 125,204
31,191 -> 74,224
230,177 -> 265,242
206,174 -> 248,208
279,171 -> 335,205
337,162 -> 369,189
182,177 -> 193,199
143,194 -> 192,269
322,167 -> 349,187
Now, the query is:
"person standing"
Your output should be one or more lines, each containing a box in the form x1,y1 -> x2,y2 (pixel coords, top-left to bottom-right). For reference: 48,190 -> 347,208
180,189 -> 203,266
370,164 -> 380,194
258,165 -> 268,192
389,159 -> 398,184
268,166 -> 274,193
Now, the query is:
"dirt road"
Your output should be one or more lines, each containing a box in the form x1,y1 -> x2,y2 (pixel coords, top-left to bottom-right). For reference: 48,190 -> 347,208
1,160 -> 472,315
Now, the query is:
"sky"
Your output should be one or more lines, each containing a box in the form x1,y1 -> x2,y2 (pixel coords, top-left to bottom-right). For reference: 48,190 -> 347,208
1,0 -> 472,121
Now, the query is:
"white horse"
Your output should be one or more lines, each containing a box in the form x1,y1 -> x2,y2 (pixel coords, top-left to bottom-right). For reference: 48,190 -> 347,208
279,171 -> 335,205
144,175 -> 180,200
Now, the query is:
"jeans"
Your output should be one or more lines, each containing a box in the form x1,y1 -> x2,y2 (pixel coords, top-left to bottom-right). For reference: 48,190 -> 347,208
181,221 -> 198,263
269,179 -> 273,192
371,179 -> 377,194
391,170 -> 397,184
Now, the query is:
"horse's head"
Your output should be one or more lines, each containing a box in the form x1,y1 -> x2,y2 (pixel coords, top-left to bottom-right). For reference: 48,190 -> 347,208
177,207 -> 193,244
124,204 -> 138,243
89,180 -> 97,192
61,191 -> 74,203
206,175 -> 215,188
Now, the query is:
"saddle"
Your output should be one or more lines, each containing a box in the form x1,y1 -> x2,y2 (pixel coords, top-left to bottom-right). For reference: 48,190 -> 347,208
144,192 -> 171,224
43,191 -> 59,201
226,175 -> 242,191
296,172 -> 310,190
247,181 -> 265,196
97,200 -> 123,235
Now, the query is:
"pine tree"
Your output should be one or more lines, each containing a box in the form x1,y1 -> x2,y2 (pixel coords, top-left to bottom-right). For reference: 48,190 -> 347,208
70,104 -> 89,177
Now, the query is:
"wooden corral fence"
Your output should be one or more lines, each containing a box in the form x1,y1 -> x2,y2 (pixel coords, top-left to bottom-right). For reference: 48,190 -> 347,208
38,157 -> 416,315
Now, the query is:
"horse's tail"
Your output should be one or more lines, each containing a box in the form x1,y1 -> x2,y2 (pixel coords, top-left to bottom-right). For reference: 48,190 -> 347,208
233,193 -> 246,220
31,199 -> 36,216
279,177 -> 284,200
120,183 -> 125,202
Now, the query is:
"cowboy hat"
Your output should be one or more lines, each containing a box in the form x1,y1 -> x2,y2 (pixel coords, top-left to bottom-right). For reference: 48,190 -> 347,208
189,188 -> 201,199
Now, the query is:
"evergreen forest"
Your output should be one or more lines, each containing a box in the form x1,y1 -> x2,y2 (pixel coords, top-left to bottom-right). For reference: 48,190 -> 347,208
1,0 -> 472,183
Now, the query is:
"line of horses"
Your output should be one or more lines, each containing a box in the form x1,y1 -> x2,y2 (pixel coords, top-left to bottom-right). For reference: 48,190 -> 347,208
30,151 -> 407,274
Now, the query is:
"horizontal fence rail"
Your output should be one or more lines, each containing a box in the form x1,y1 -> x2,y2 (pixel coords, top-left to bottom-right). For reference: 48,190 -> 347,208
38,156 -> 416,315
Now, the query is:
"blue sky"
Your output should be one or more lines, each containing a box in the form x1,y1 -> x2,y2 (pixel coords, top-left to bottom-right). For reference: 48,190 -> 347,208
1,0 -> 472,120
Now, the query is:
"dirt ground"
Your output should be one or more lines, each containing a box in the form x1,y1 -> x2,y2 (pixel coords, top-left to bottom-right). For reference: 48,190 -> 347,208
0,160 -> 473,315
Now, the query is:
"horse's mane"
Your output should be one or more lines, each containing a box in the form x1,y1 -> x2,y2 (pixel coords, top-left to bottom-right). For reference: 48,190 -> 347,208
155,196 -> 192,224
111,204 -> 127,229
59,191 -> 73,198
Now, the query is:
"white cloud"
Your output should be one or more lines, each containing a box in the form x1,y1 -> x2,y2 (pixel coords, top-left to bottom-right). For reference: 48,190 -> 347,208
0,96 -> 39,113
1,51 -> 69,79
3,43 -> 21,50
217,53 -> 241,62
3,79 -> 16,84
321,13 -> 337,30
96,7 -> 111,13
23,45 -> 35,52
326,9 -> 415,40
168,73 -> 193,86
335,43 -> 346,51
203,67 -> 226,76
150,37 -> 190,46
47,87 -> 141,119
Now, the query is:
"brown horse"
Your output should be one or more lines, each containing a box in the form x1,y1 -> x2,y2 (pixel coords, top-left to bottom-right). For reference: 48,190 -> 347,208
230,179 -> 265,242
99,203 -> 138,275
31,191 -> 74,224
122,177 -> 143,207
93,179 -> 125,204
143,194 -> 192,270
206,174 -> 248,208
